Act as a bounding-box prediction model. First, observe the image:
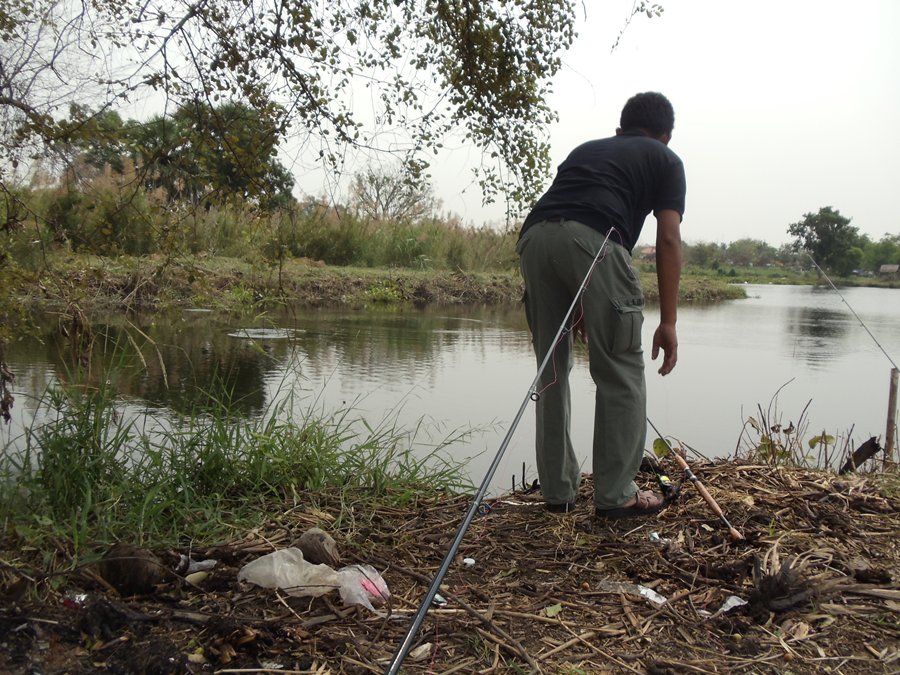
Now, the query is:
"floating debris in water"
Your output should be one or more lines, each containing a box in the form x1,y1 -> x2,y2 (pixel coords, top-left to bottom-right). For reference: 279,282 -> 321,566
227,328 -> 301,340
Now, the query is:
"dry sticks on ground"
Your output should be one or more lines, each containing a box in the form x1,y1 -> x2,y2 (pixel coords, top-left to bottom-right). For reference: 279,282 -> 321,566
1,460 -> 898,674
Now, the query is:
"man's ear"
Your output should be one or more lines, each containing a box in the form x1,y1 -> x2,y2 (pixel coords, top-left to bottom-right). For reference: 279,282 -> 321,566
659,132 -> 672,145
615,127 -> 623,136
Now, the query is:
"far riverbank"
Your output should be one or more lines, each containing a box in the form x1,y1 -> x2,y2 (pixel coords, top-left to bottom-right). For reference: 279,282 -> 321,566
17,254 -> 747,320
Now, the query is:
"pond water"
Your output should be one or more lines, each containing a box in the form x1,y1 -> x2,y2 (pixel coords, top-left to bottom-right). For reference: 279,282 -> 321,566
3,284 -> 899,493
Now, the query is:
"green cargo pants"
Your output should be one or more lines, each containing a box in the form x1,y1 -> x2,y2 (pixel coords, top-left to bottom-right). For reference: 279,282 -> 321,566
516,219 -> 646,509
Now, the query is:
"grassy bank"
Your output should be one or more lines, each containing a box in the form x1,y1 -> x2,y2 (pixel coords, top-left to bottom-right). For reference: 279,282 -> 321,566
0,377 -> 474,556
13,252 -> 746,323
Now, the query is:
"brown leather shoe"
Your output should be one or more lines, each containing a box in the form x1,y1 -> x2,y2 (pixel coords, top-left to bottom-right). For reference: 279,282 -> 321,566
595,490 -> 666,520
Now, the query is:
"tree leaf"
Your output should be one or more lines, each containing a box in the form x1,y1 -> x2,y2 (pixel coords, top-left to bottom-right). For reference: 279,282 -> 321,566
543,603 -> 563,618
653,437 -> 671,459
809,434 -> 835,448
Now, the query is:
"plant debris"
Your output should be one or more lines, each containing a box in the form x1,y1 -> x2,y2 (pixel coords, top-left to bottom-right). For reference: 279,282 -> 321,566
1,459 -> 898,673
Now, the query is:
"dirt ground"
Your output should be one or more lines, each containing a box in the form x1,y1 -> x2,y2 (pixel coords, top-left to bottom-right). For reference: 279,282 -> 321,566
1,459 -> 898,674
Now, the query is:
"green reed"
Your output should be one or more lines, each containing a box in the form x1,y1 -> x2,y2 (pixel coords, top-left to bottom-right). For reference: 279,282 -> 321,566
0,371 -> 474,553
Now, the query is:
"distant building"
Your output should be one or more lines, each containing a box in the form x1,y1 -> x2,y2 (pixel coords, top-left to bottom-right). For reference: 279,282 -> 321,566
637,246 -> 656,261
878,264 -> 899,275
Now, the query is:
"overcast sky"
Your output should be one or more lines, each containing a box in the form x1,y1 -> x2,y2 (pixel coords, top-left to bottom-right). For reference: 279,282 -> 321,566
430,0 -> 900,246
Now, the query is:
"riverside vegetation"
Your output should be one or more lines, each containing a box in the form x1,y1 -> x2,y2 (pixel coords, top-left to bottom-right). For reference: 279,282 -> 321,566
0,188 -> 746,552
1,192 -> 898,673
4,176 -> 897,330
1,184 -> 754,324
1,355 -> 898,674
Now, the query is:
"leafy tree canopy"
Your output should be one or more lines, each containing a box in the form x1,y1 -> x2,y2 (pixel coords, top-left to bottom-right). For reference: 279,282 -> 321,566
1,0 -> 583,212
725,238 -> 776,267
59,100 -> 295,209
860,233 -> 900,271
788,206 -> 861,276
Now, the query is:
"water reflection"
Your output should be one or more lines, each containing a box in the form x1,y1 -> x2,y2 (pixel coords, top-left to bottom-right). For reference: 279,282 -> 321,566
12,308 -> 514,420
784,305 -> 848,367
4,286 -> 899,488
30,319 -> 282,416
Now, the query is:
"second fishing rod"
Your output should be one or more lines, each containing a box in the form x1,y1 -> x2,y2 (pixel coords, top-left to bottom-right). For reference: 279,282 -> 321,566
384,228 -> 615,674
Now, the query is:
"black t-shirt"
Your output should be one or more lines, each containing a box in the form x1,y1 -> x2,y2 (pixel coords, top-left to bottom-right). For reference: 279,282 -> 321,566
520,131 -> 686,251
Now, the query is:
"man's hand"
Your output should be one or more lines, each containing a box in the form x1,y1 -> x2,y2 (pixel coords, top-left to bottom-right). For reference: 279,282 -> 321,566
651,323 -> 678,375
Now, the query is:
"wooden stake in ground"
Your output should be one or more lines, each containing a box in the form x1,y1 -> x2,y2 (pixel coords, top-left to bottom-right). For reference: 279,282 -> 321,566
886,367 -> 898,464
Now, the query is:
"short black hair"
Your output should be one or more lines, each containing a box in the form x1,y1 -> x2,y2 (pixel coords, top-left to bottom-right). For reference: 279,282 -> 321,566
620,92 -> 675,137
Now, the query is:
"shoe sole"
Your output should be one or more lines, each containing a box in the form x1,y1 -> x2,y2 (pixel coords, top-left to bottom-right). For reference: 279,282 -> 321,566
595,502 -> 665,520
546,501 -> 577,513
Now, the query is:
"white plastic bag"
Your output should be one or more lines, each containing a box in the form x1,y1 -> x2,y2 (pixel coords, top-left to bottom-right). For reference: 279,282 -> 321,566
237,548 -> 339,597
237,548 -> 390,610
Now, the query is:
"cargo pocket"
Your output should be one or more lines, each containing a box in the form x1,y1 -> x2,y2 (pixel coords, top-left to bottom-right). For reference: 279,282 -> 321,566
610,296 -> 644,353
515,228 -> 534,257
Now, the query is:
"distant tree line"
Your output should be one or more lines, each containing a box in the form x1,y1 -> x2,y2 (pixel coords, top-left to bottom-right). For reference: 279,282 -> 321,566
787,206 -> 898,276
682,239 -> 790,269
7,96 -> 897,280
680,207 -> 899,276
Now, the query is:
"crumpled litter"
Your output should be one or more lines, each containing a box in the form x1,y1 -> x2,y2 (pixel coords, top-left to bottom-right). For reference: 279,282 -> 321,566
237,547 -> 390,610
176,554 -> 218,575
698,594 -> 748,618
595,579 -> 667,606
648,532 -> 670,546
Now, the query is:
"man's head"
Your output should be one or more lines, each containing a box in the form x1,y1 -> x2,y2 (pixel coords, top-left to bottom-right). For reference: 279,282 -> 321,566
617,92 -> 675,144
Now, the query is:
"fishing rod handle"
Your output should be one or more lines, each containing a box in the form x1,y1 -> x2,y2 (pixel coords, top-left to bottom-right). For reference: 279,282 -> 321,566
691,477 -> 725,517
691,476 -> 745,540
670,451 -> 744,540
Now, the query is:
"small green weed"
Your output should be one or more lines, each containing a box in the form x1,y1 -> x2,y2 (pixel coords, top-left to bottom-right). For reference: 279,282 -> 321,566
735,383 -> 859,471
365,280 -> 402,304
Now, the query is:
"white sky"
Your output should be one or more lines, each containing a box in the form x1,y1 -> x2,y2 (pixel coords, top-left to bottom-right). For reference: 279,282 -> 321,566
430,0 -> 900,246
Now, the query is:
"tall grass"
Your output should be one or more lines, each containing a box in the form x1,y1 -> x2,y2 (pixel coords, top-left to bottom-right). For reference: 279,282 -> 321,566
0,371 -> 474,554
9,178 -> 520,274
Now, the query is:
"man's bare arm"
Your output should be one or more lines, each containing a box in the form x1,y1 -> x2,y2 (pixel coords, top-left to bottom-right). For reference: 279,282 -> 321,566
651,209 -> 682,375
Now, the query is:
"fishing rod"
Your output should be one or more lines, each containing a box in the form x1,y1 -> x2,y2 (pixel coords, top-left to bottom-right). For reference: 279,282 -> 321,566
806,253 -> 898,370
384,229 -> 614,674
641,450 -> 681,501
647,418 -> 744,541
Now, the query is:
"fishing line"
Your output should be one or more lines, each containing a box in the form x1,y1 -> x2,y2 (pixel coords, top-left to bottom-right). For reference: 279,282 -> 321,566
384,228 -> 614,674
806,253 -> 898,370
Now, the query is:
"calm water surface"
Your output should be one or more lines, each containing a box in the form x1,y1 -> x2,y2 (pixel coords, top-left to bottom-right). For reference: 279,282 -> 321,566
4,284 -> 899,492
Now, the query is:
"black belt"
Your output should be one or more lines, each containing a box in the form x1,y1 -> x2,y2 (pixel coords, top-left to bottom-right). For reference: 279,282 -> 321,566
537,218 -> 624,244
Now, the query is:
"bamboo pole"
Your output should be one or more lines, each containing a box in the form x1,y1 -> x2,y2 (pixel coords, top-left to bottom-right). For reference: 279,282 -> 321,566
886,367 -> 899,465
